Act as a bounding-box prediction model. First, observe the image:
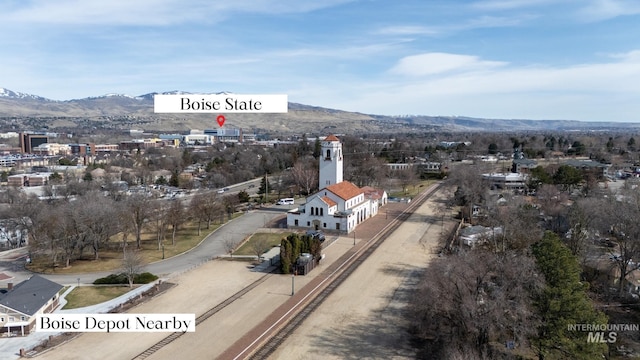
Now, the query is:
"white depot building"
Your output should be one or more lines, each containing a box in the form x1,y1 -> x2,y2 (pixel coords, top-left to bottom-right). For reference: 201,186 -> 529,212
287,135 -> 387,234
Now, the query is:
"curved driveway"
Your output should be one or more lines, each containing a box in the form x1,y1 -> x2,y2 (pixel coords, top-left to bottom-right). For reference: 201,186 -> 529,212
0,207 -> 291,286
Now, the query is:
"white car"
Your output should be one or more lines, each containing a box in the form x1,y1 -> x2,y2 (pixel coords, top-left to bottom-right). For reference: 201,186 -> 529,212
277,198 -> 294,205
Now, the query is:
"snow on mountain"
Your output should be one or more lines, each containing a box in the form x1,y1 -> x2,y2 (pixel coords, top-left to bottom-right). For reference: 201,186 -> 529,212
1,87 -> 233,102
0,87 -> 49,100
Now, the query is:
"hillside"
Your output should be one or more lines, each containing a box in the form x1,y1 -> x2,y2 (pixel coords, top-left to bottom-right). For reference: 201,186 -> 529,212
1,87 -> 639,133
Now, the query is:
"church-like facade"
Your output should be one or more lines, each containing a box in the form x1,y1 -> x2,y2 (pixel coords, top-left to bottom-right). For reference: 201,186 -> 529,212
286,135 -> 387,234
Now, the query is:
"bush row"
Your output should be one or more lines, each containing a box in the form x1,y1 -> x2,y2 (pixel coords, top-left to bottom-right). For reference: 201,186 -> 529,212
93,272 -> 158,285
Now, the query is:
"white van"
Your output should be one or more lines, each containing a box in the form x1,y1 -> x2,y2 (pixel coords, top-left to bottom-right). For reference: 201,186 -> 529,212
277,198 -> 295,205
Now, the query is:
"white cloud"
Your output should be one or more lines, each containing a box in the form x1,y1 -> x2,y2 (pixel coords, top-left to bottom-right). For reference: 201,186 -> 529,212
577,0 -> 640,22
0,0 -> 353,26
375,25 -> 439,36
471,0 -> 556,11
302,49 -> 640,121
390,53 -> 507,76
374,15 -> 532,39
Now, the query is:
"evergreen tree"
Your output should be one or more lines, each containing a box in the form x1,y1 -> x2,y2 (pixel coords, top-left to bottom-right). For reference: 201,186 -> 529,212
488,143 -> 498,155
258,175 -> 271,199
553,165 -> 583,191
169,170 -> 180,187
237,190 -> 250,203
532,232 -> 608,360
49,171 -> 62,183
313,138 -> 321,159
280,238 -> 292,274
628,137 -> 636,151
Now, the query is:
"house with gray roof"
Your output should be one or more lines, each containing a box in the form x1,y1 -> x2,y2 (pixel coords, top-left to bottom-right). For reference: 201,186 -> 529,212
0,275 -> 63,336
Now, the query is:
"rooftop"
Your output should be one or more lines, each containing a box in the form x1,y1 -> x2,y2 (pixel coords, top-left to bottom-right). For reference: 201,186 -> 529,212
0,275 -> 63,316
326,181 -> 363,200
321,196 -> 337,207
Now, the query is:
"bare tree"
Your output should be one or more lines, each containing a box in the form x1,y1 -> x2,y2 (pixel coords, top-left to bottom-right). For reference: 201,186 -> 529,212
71,192 -> 120,260
588,189 -> 640,297
122,248 -> 144,288
446,162 -> 492,222
395,167 -> 419,194
566,197 -> 600,260
189,195 -> 206,236
125,194 -> 153,249
291,158 -> 318,195
223,237 -> 237,258
190,191 -> 223,230
536,184 -> 569,234
151,201 -> 168,251
409,250 -> 542,359
249,234 -> 271,262
166,199 -> 186,245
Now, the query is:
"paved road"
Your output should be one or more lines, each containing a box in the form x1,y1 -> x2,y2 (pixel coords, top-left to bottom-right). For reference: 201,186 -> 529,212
0,206 -> 295,286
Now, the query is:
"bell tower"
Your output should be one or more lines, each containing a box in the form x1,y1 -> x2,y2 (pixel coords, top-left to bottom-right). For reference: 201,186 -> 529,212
319,134 -> 343,189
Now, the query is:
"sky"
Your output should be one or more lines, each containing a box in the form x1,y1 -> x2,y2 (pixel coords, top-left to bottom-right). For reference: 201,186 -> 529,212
0,0 -> 639,122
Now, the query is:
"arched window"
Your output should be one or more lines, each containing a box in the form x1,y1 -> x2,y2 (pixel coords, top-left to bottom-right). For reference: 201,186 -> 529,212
326,149 -> 331,159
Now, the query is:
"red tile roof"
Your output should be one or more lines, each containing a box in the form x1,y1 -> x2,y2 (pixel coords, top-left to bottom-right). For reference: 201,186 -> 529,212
325,134 -> 339,142
361,186 -> 384,200
326,181 -> 363,200
321,196 -> 337,207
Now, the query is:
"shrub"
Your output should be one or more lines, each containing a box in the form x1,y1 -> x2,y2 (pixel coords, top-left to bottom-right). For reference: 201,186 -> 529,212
93,272 -> 158,285
134,272 -> 158,284
93,273 -> 127,285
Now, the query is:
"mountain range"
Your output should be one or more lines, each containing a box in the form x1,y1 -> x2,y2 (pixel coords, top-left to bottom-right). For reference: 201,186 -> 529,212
1,87 -> 639,133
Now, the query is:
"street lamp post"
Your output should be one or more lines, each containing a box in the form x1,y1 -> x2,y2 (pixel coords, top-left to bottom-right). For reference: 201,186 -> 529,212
77,278 -> 80,287
353,231 -> 356,246
291,273 -> 295,296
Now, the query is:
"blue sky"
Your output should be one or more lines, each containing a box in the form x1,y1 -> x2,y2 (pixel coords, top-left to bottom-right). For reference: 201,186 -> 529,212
1,0 -> 639,121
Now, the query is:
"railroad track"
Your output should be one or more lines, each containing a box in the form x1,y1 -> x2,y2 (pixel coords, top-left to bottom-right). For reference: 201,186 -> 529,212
131,269 -> 277,360
245,183 -> 442,360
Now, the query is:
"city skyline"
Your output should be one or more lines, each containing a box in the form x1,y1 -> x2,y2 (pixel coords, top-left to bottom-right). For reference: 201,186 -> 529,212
0,0 -> 639,122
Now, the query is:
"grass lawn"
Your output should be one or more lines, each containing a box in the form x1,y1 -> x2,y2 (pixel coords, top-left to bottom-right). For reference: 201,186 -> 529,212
389,180 -> 434,198
62,286 -> 136,309
27,214 -> 242,274
233,232 -> 289,256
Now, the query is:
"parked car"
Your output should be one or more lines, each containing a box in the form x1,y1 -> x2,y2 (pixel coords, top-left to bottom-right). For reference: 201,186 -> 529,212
277,198 -> 295,205
306,230 -> 326,242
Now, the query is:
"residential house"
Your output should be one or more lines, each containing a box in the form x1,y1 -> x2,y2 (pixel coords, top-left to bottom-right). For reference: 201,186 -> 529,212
0,275 -> 63,336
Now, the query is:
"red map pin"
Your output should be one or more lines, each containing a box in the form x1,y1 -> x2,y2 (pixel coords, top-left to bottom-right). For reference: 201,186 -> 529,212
216,115 -> 226,127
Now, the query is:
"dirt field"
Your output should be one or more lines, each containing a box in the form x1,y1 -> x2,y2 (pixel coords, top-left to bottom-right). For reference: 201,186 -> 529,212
36,260 -> 265,360
267,191 -> 450,359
